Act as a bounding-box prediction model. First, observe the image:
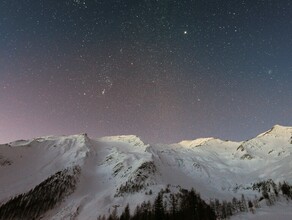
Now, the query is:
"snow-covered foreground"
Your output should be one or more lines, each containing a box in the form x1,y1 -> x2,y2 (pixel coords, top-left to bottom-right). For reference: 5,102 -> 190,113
232,201 -> 292,220
0,125 -> 292,219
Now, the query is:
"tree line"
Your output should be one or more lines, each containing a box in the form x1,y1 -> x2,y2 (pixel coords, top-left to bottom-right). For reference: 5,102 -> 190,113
100,187 -> 216,220
0,166 -> 80,220
100,180 -> 292,220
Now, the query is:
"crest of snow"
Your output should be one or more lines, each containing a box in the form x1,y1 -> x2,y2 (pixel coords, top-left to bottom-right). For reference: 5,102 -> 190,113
178,137 -> 219,148
257,124 -> 292,138
98,135 -> 149,148
238,125 -> 292,159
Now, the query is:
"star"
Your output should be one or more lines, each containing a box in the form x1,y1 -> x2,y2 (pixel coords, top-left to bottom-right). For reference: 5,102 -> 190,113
0,0 -> 290,144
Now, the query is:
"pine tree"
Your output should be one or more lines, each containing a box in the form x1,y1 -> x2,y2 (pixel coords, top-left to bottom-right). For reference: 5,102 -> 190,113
281,181 -> 291,198
154,192 -> 164,220
226,201 -> 233,217
133,205 -> 141,220
248,200 -> 254,213
221,201 -> 228,219
240,194 -> 247,212
169,194 -> 177,220
109,206 -> 118,220
189,188 -> 198,219
214,199 -> 221,217
120,204 -> 130,220
231,197 -> 239,213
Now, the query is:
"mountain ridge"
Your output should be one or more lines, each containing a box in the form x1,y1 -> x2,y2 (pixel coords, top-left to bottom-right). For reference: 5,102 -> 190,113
0,125 -> 292,219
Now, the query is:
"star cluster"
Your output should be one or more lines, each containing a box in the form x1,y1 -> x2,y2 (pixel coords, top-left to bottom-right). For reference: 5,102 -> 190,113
0,0 -> 291,143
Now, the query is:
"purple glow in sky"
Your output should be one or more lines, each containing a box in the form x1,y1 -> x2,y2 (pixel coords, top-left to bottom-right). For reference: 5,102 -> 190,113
0,0 -> 291,143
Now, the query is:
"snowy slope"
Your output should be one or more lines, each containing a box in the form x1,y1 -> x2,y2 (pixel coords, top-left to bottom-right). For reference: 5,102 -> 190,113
232,200 -> 292,220
0,125 -> 292,219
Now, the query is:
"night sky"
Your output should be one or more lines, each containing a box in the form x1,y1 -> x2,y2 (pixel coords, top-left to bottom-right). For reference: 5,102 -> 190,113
0,0 -> 292,144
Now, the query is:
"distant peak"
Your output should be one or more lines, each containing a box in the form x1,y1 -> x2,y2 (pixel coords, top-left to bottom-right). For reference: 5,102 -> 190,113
99,135 -> 148,148
270,124 -> 292,133
100,134 -> 140,141
257,125 -> 292,137
271,124 -> 288,130
178,137 -> 220,148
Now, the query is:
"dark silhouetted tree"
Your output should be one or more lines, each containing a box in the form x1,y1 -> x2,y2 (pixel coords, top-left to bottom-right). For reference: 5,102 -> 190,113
154,192 -> 164,220
120,204 -> 130,220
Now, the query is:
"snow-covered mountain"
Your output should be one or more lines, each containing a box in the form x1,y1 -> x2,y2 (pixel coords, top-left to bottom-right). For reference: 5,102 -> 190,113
0,125 -> 292,219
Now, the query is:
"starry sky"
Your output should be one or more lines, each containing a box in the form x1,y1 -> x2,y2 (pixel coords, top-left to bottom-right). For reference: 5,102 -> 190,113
0,0 -> 292,144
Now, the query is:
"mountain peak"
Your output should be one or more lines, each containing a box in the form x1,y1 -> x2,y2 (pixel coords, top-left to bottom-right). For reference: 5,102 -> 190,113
271,124 -> 291,131
1,127 -> 292,219
178,137 -> 220,148
99,135 -> 149,148
258,125 -> 292,137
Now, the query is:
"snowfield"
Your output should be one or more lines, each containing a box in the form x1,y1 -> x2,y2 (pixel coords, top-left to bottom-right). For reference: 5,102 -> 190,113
0,125 -> 292,219
232,200 -> 292,220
